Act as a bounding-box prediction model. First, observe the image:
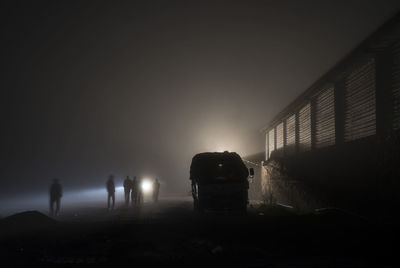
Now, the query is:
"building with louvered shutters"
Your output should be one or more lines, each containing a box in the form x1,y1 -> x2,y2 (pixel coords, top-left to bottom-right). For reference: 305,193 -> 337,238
261,13 -> 400,216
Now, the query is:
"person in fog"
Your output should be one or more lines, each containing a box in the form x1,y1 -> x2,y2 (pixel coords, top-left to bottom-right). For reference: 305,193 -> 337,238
132,176 -> 139,205
123,176 -> 132,206
153,178 -> 160,203
137,177 -> 143,205
49,178 -> 62,216
106,175 -> 115,210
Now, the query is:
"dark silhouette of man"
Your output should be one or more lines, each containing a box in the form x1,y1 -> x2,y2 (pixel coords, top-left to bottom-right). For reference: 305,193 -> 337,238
132,176 -> 139,205
153,178 -> 160,203
123,176 -> 132,206
106,175 -> 115,210
49,178 -> 62,216
136,177 -> 143,205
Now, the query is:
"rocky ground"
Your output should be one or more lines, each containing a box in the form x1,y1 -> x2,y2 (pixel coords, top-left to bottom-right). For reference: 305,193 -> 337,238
0,198 -> 397,267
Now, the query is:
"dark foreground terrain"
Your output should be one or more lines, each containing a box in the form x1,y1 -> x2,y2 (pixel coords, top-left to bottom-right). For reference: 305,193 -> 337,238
0,198 -> 398,267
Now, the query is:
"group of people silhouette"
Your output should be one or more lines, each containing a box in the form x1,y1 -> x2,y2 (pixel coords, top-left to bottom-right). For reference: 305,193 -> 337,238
123,175 -> 141,206
49,175 -> 161,215
106,175 -> 160,210
106,175 -> 160,209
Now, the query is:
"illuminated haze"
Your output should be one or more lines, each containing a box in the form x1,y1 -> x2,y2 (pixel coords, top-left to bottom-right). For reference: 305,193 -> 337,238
1,1 -> 400,214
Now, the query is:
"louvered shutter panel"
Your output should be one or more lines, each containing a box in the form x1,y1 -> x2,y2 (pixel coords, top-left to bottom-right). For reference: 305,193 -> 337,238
344,58 -> 376,141
276,122 -> 284,151
299,103 -> 312,152
285,114 -> 296,154
315,87 -> 336,148
268,129 -> 275,158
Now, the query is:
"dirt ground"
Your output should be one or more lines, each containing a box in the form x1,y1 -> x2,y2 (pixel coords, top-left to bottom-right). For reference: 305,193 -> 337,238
0,198 -> 397,267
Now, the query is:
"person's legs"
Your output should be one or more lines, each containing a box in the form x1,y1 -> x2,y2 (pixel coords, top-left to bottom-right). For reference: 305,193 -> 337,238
107,193 -> 111,209
133,191 -> 137,205
124,191 -> 129,205
111,193 -> 115,209
55,198 -> 60,216
50,198 -> 54,216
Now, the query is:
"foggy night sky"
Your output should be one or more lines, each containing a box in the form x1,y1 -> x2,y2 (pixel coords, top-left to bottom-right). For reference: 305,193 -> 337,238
1,0 -> 400,202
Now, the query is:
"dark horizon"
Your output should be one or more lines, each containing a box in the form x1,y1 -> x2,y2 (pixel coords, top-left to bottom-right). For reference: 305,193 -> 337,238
2,0 -> 400,208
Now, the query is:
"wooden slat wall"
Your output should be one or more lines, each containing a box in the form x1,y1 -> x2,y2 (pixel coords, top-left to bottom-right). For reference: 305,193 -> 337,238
276,123 -> 284,151
265,133 -> 268,160
285,114 -> 296,154
344,58 -> 376,141
268,129 -> 275,158
392,42 -> 400,130
299,103 -> 312,152
315,87 -> 336,148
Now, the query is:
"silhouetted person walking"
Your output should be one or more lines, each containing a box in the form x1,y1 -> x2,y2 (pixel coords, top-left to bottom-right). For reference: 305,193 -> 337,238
106,175 -> 115,210
49,178 -> 62,216
138,177 -> 145,204
132,176 -> 139,205
123,176 -> 132,206
153,178 -> 160,203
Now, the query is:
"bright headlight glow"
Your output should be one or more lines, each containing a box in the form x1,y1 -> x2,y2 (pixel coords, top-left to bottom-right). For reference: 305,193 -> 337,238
141,180 -> 152,193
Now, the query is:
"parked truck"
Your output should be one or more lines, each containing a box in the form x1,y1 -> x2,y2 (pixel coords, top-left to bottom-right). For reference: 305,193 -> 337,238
190,151 -> 254,212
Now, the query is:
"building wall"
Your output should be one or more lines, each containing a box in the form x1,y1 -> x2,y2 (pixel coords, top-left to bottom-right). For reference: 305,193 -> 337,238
298,103 -> 312,152
261,15 -> 400,215
315,87 -> 335,148
344,58 -> 376,142
264,56 -> 396,161
392,41 -> 400,130
285,114 -> 296,155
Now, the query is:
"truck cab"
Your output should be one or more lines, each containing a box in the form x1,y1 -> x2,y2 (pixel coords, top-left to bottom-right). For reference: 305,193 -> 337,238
190,151 -> 254,212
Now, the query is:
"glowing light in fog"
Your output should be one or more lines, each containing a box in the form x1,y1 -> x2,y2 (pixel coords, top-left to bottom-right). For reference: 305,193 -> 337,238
116,186 -> 124,192
141,180 -> 152,193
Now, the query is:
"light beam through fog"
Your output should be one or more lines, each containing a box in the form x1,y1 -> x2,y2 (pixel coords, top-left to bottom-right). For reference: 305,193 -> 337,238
0,186 -> 126,217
